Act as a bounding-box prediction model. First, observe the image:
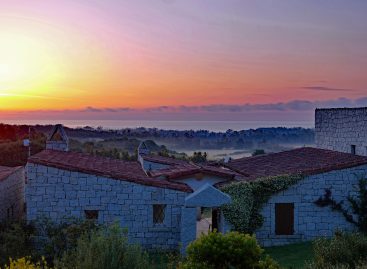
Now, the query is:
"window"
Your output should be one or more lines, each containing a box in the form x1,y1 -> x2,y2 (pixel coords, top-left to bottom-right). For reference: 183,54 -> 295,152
7,205 -> 14,219
153,204 -> 166,224
85,210 -> 99,220
351,145 -> 356,155
275,203 -> 294,235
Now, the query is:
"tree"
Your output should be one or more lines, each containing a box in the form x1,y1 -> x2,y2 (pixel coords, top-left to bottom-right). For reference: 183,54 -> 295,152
252,149 -> 265,156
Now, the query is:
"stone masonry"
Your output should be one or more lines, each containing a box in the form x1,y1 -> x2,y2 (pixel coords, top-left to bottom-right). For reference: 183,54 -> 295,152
0,167 -> 25,221
315,107 -> 367,156
26,163 -> 187,250
256,164 -> 367,247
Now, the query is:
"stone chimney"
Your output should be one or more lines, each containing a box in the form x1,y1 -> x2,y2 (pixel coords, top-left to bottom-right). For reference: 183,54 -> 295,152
138,141 -> 150,156
46,124 -> 69,151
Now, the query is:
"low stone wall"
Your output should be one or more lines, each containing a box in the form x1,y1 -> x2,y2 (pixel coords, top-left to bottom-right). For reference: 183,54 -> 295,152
0,167 -> 25,221
315,108 -> 367,156
26,163 -> 187,250
256,165 -> 367,247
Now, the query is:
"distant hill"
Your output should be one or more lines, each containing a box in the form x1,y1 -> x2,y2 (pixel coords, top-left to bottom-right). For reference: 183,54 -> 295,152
0,124 -> 46,167
0,123 -> 315,165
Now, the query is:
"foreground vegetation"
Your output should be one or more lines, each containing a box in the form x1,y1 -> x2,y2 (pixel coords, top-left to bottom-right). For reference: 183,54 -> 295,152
2,218 -> 367,269
0,220 -> 280,269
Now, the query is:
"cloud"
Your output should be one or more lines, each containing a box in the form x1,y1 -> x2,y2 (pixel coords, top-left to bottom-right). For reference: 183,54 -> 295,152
83,107 -> 131,113
0,93 -> 66,100
2,97 -> 367,121
301,86 -> 357,92
140,97 -> 367,113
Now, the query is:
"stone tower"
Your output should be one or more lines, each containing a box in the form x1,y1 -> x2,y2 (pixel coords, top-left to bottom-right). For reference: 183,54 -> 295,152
315,107 -> 367,156
46,124 -> 69,151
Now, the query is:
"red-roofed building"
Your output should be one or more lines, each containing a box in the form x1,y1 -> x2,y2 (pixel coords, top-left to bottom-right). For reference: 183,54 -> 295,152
226,147 -> 367,246
26,122 -> 367,250
0,166 -> 25,221
26,128 -> 233,253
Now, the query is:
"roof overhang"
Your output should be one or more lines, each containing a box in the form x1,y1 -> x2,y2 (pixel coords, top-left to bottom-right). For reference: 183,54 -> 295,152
185,183 -> 231,207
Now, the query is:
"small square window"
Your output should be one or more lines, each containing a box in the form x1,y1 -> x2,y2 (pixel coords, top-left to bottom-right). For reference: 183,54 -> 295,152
85,210 -> 99,220
351,145 -> 356,155
7,205 -> 14,220
153,204 -> 166,224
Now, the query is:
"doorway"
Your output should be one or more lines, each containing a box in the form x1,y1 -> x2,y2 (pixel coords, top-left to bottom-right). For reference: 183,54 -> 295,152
196,207 -> 219,238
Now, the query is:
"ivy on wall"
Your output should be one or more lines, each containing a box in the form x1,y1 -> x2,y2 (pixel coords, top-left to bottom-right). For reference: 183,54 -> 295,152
220,174 -> 304,233
314,177 -> 367,234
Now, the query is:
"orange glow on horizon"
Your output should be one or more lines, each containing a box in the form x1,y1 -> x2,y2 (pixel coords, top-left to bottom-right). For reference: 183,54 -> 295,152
0,1 -> 366,116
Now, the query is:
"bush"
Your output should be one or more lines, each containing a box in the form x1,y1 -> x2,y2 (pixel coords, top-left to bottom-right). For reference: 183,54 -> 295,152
0,221 -> 36,266
180,231 -> 280,269
56,223 -> 149,269
307,232 -> 367,269
2,257 -> 50,269
252,149 -> 265,156
33,217 -> 98,264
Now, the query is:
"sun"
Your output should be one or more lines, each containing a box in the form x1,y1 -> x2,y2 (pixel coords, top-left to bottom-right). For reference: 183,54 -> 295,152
0,46 -> 26,83
0,29 -> 68,100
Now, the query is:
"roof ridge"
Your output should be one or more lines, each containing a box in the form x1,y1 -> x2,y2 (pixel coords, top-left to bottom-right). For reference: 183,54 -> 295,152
28,149 -> 192,192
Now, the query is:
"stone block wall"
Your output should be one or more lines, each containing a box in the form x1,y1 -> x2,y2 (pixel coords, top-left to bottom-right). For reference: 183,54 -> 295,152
256,165 -> 367,247
0,167 -> 25,221
315,108 -> 367,156
26,164 -> 187,250
46,141 -> 69,152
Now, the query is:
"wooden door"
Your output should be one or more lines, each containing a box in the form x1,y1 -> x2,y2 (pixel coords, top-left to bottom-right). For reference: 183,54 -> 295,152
275,203 -> 294,235
212,208 -> 218,231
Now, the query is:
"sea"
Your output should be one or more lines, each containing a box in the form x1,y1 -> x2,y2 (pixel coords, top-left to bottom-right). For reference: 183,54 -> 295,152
1,120 -> 314,132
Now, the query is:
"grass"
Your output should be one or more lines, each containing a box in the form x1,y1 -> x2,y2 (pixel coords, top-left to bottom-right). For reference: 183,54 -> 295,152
265,242 -> 314,269
148,242 -> 314,269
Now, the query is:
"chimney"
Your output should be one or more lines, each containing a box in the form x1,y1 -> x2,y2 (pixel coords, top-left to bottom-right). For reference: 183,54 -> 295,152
46,124 -> 69,151
138,141 -> 150,156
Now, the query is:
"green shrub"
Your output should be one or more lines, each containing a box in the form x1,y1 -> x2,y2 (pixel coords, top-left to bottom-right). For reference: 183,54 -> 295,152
181,231 -> 280,269
0,221 -> 36,266
307,232 -> 367,269
56,223 -> 149,269
2,257 -> 51,269
33,217 -> 98,264
252,149 -> 265,156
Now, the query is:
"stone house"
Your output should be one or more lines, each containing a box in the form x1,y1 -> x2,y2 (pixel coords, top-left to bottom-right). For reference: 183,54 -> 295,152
226,147 -> 367,246
26,124 -> 367,250
0,166 -> 25,221
316,107 -> 367,156
26,126 -> 236,252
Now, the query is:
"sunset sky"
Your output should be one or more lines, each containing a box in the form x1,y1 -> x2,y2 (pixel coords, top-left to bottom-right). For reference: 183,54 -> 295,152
1,0 -> 367,121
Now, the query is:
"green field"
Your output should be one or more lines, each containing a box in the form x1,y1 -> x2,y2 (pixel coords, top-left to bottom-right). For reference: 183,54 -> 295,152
265,242 -> 314,269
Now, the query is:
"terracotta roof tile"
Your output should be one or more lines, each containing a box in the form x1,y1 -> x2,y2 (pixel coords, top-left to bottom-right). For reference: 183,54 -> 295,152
141,155 -> 189,165
148,163 -> 200,179
227,147 -> 367,180
28,150 -> 192,192
0,166 -> 23,182
147,160 -> 242,181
